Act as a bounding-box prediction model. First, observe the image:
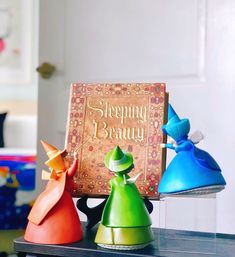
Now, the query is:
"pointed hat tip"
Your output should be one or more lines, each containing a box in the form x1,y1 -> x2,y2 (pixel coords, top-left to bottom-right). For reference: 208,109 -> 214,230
168,104 -> 179,121
115,145 -> 121,150
111,145 -> 124,160
41,140 -> 57,153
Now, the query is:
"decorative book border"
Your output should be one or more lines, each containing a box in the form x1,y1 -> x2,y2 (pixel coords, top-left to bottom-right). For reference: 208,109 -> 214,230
65,83 -> 168,199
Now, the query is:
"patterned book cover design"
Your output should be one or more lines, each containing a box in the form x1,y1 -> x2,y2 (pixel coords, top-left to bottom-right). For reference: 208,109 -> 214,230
65,83 -> 167,198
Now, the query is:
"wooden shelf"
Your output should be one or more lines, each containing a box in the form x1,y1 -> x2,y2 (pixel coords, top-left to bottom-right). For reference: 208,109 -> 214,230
14,223 -> 235,257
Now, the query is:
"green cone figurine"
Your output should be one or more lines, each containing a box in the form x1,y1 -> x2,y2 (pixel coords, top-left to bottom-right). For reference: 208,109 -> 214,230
95,146 -> 154,250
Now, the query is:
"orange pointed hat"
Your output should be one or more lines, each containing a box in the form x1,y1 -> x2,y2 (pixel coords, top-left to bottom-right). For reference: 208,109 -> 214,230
41,140 -> 66,171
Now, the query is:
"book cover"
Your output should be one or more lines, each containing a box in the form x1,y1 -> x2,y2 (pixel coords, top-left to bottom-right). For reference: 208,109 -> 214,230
65,83 -> 167,199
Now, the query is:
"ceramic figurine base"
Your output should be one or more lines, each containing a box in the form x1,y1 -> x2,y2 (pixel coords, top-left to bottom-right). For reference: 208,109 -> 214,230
161,185 -> 225,197
97,243 -> 149,250
95,223 -> 154,249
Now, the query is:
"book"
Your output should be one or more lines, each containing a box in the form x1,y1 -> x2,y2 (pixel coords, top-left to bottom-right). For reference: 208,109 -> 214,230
65,83 -> 168,199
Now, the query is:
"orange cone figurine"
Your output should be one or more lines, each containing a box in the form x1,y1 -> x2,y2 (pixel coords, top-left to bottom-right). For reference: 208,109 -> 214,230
24,141 -> 83,244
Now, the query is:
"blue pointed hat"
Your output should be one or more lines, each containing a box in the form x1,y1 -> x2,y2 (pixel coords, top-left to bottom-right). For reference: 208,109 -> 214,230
167,104 -> 181,123
162,104 -> 190,142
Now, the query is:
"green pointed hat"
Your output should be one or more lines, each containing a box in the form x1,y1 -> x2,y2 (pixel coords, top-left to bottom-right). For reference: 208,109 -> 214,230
104,146 -> 133,172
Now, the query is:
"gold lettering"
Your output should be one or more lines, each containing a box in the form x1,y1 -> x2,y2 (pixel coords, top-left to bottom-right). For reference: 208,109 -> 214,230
138,106 -> 147,124
92,120 -> 108,140
89,98 -> 147,143
137,127 -> 144,142
88,99 -> 148,125
92,121 -> 145,142
87,100 -> 104,118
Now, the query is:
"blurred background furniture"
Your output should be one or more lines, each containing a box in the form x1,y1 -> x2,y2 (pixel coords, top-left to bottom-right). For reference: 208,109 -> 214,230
0,114 -> 36,256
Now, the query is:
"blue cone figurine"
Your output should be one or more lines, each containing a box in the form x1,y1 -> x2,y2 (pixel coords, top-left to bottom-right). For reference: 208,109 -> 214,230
158,104 -> 226,195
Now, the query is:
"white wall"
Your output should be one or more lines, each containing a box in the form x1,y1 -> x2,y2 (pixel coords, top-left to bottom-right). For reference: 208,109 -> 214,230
38,0 -> 235,234
0,0 -> 38,102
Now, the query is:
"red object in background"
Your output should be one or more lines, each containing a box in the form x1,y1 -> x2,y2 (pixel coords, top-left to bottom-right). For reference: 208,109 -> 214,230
0,38 -> 6,53
0,155 -> 36,162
